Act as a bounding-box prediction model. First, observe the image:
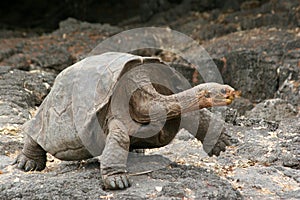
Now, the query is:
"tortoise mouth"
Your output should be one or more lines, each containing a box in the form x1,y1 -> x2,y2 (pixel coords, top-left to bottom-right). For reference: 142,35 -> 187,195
225,90 -> 241,100
213,90 -> 241,105
212,98 -> 233,106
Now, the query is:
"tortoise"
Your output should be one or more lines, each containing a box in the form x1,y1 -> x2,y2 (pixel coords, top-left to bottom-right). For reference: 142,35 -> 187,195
14,52 -> 238,190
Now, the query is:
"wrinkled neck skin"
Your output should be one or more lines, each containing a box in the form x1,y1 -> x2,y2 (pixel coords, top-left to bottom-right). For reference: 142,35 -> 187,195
130,84 -> 210,124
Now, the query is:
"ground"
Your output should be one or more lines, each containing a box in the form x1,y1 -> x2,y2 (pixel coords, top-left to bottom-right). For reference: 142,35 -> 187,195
0,0 -> 299,199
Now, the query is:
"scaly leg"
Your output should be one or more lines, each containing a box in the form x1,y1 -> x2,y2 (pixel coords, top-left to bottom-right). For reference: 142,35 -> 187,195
185,109 -> 231,156
99,118 -> 131,190
13,135 -> 47,171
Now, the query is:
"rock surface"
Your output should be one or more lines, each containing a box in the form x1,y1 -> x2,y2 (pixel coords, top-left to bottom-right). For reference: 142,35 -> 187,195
0,154 -> 243,199
245,98 -> 298,121
0,0 -> 299,199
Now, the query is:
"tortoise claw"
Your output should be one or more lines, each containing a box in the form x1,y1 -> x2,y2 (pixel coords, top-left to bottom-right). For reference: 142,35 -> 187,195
24,160 -> 37,172
103,173 -> 131,190
121,175 -> 130,188
13,152 -> 46,171
109,180 -> 116,189
16,155 -> 27,169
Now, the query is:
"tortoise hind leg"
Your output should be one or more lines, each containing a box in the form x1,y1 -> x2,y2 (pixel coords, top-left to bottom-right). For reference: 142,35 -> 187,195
13,135 -> 46,171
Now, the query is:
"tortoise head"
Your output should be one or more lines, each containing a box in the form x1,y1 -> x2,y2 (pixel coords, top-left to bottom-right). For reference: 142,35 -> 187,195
196,83 -> 240,108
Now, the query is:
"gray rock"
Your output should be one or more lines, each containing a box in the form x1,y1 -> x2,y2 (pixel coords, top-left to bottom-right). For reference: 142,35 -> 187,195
0,68 -> 56,127
0,137 -> 23,156
54,18 -> 121,37
0,155 -> 13,169
220,50 -> 278,102
276,166 -> 300,183
276,73 -> 300,108
0,157 -> 242,199
277,118 -> 300,169
279,190 -> 300,200
235,116 -> 279,131
232,166 -> 299,199
283,154 -> 299,168
275,38 -> 300,108
175,129 -> 195,141
245,98 -> 298,121
229,97 -> 254,116
150,164 -> 243,199
30,46 -> 74,71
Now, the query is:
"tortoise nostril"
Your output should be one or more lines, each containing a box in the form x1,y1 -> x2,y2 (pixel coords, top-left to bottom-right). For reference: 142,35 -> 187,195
204,92 -> 210,98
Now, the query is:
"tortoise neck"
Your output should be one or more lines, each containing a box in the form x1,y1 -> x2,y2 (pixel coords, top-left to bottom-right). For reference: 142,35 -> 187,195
130,85 -> 204,123
164,86 -> 205,116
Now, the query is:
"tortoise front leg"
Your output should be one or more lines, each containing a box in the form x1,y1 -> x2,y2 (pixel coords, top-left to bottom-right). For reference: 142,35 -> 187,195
185,109 -> 231,156
99,118 -> 131,190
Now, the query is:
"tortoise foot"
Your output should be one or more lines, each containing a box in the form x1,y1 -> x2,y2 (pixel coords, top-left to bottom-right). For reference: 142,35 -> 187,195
208,131 -> 231,157
102,173 -> 131,190
13,152 -> 46,172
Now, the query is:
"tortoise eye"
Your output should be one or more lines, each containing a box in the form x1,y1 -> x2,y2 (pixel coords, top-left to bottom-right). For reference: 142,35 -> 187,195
221,88 -> 227,94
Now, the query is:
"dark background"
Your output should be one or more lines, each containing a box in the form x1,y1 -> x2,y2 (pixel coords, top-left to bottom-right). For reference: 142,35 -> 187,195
0,0 -> 266,31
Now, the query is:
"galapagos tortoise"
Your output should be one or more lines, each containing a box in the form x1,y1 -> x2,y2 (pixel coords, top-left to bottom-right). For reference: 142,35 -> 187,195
14,52 -> 238,190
